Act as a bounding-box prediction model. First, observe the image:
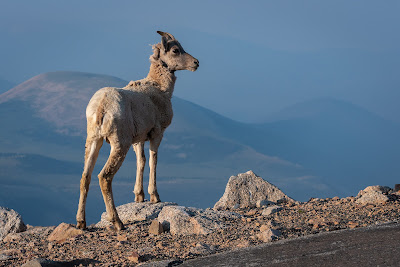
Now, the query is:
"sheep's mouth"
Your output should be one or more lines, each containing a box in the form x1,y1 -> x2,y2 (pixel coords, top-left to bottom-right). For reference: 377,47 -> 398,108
188,66 -> 199,72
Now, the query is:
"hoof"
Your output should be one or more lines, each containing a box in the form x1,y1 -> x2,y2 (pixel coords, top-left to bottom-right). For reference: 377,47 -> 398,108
76,221 -> 86,230
113,219 -> 125,232
150,193 -> 161,203
135,191 -> 145,203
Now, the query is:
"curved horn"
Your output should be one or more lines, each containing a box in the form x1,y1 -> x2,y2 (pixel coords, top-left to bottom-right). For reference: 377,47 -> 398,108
157,31 -> 175,41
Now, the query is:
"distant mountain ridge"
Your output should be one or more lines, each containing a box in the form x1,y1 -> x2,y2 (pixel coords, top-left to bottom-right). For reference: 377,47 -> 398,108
263,97 -> 391,123
1,71 -> 399,226
0,71 -> 127,136
0,78 -> 15,95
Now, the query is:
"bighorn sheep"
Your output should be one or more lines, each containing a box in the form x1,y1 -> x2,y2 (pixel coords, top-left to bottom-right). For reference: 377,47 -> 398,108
76,31 -> 199,230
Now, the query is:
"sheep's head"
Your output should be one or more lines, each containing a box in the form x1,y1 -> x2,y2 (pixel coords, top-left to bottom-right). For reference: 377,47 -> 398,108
153,31 -> 199,72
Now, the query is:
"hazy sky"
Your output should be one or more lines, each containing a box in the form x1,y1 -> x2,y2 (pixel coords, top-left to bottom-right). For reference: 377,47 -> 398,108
1,1 -> 399,122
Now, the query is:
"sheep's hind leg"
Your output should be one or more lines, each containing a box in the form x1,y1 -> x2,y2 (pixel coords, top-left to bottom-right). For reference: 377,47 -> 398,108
149,135 -> 162,203
98,143 -> 129,231
133,142 -> 145,202
76,138 -> 103,229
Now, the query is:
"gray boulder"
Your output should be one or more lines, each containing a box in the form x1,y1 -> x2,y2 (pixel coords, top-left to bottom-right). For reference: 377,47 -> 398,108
262,205 -> 283,216
157,206 -> 241,235
356,185 -> 391,205
96,202 -> 177,227
190,242 -> 216,255
0,206 -> 26,241
256,227 -> 281,242
357,185 -> 392,197
214,171 -> 293,210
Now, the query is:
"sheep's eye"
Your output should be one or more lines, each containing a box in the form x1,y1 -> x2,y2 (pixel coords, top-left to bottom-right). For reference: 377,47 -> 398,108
172,48 -> 179,54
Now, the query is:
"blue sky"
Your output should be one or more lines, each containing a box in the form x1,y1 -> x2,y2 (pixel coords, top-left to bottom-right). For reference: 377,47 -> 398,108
1,0 -> 399,122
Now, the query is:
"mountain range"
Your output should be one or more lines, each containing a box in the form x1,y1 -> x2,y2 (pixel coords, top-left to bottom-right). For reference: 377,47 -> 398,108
1,71 -> 399,226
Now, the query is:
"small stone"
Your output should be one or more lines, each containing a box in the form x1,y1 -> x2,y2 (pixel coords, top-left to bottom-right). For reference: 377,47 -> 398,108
237,240 -> 252,248
256,199 -> 272,208
117,234 -> 128,242
156,242 -> 167,249
332,196 -> 340,201
260,224 -> 270,232
149,219 -> 164,235
246,218 -> 253,222
313,223 -> 321,229
190,242 -> 215,255
246,209 -> 257,216
348,221 -> 359,229
48,223 -> 84,243
127,251 -> 140,263
262,205 -> 282,216
255,222 -> 261,227
257,228 -> 281,242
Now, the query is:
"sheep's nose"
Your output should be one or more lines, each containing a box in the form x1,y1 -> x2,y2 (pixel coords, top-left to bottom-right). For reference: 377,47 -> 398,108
194,60 -> 199,66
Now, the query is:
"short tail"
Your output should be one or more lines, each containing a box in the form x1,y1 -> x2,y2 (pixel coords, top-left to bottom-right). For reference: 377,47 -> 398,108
95,94 -> 107,126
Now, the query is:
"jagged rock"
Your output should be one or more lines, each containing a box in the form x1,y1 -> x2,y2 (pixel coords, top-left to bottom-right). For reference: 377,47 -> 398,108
262,205 -> 283,216
214,171 -> 293,210
256,227 -> 281,242
97,202 -> 177,227
148,219 -> 163,235
0,207 -> 27,242
357,185 -> 392,197
256,199 -> 272,208
189,242 -> 216,255
157,206 -> 241,235
356,191 -> 389,205
47,223 -> 84,243
355,185 -> 392,205
21,258 -> 63,267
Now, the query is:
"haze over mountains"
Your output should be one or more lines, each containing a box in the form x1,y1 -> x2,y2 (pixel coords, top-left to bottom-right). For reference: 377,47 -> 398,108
1,71 -> 399,226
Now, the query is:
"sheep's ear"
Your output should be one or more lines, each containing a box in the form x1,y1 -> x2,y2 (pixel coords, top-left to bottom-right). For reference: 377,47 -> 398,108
160,36 -> 168,52
157,31 -> 175,41
157,31 -> 175,52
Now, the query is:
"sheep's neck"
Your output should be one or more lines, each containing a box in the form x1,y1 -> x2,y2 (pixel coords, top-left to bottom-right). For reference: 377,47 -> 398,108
146,61 -> 176,97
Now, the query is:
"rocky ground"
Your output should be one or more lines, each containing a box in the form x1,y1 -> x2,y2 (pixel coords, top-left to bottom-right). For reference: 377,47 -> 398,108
1,196 -> 400,266
1,172 -> 400,266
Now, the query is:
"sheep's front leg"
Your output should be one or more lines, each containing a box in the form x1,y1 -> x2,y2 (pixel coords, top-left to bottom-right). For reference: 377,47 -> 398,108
149,135 -> 162,203
133,142 -> 145,202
